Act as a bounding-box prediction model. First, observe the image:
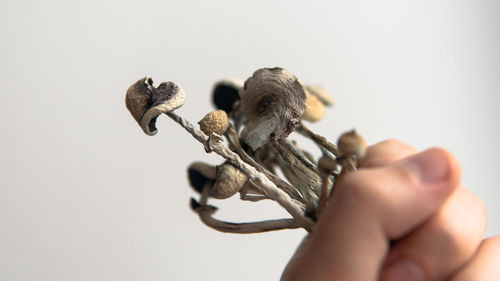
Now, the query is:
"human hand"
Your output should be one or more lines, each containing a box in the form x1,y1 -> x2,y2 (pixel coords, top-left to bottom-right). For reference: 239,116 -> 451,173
281,140 -> 500,281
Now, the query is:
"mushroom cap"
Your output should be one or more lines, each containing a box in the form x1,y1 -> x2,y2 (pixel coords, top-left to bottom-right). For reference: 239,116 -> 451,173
125,77 -> 185,136
212,78 -> 243,114
239,67 -> 306,150
187,162 -> 216,193
318,155 -> 337,175
302,90 -> 326,123
198,110 -> 229,136
210,162 -> 248,199
304,84 -> 334,106
337,130 -> 367,159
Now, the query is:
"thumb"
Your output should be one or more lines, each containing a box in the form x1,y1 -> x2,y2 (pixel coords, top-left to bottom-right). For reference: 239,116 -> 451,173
281,148 -> 461,281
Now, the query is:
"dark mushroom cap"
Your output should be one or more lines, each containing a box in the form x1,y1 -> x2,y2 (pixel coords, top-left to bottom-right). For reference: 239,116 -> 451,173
187,162 -> 216,194
212,79 -> 243,114
125,77 -> 185,135
239,67 -> 306,150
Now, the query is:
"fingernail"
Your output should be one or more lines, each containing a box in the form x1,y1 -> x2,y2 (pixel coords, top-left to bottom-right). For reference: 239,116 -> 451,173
402,149 -> 450,184
383,258 -> 425,281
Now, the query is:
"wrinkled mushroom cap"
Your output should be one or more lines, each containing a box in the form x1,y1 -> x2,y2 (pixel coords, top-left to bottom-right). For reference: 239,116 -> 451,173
210,162 -> 248,199
198,110 -> 229,136
125,77 -> 185,135
239,67 -> 306,151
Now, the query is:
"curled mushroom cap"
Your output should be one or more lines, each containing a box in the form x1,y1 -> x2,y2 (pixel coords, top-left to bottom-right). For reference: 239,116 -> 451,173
210,162 -> 248,199
239,67 -> 307,151
302,90 -> 326,123
125,77 -> 185,135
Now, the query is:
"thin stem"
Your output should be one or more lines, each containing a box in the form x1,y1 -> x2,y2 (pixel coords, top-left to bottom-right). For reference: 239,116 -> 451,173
196,206 -> 301,233
283,140 -> 318,173
166,112 -> 314,231
296,123 -> 341,157
224,125 -> 305,203
317,173 -> 330,217
193,182 -> 301,233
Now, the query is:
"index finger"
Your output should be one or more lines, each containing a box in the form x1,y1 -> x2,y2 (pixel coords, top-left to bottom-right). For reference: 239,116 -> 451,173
360,139 -> 418,168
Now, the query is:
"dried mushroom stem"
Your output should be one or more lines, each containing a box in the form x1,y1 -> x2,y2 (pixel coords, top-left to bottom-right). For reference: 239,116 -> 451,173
283,140 -> 318,173
195,206 -> 301,233
317,174 -> 330,216
224,125 -> 306,204
166,112 -> 314,231
329,158 -> 357,198
192,183 -> 301,233
296,122 -> 341,157
272,140 -> 321,201
316,156 -> 337,217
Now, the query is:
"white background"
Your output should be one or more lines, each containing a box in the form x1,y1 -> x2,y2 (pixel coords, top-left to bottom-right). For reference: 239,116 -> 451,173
1,0 -> 499,280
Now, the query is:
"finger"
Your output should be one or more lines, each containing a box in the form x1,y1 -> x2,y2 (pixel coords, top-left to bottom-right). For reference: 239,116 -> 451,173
381,187 -> 487,281
449,236 -> 500,281
360,139 -> 418,168
281,148 -> 461,281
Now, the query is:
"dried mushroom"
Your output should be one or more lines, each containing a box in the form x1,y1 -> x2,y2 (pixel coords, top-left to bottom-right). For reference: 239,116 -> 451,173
239,67 -> 306,151
125,77 -> 185,135
125,67 -> 366,237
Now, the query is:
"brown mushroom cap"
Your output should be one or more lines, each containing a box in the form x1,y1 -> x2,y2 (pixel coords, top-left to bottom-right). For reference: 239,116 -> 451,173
239,67 -> 306,150
302,90 -> 326,123
337,130 -> 367,159
125,77 -> 185,135
304,85 -> 334,106
198,110 -> 229,136
210,162 -> 248,199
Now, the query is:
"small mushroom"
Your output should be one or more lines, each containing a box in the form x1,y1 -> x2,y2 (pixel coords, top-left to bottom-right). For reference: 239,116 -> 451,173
125,77 -> 185,135
239,67 -> 307,151
304,84 -> 334,106
212,79 -> 243,114
302,90 -> 326,123
318,155 -> 337,176
337,129 -> 367,159
198,110 -> 229,136
187,162 -> 216,193
210,162 -> 248,199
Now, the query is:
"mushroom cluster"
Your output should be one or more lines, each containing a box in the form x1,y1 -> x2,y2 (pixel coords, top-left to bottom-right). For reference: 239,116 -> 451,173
125,67 -> 366,234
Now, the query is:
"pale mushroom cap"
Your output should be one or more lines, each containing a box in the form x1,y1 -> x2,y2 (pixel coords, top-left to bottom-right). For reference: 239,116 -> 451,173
304,84 -> 334,106
318,155 -> 337,174
337,130 -> 367,158
239,67 -> 307,150
302,90 -> 326,123
125,77 -> 185,136
198,110 -> 229,136
210,162 -> 248,199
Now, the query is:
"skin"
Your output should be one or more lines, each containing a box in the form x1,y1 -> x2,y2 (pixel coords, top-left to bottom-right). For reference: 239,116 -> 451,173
281,139 -> 500,281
